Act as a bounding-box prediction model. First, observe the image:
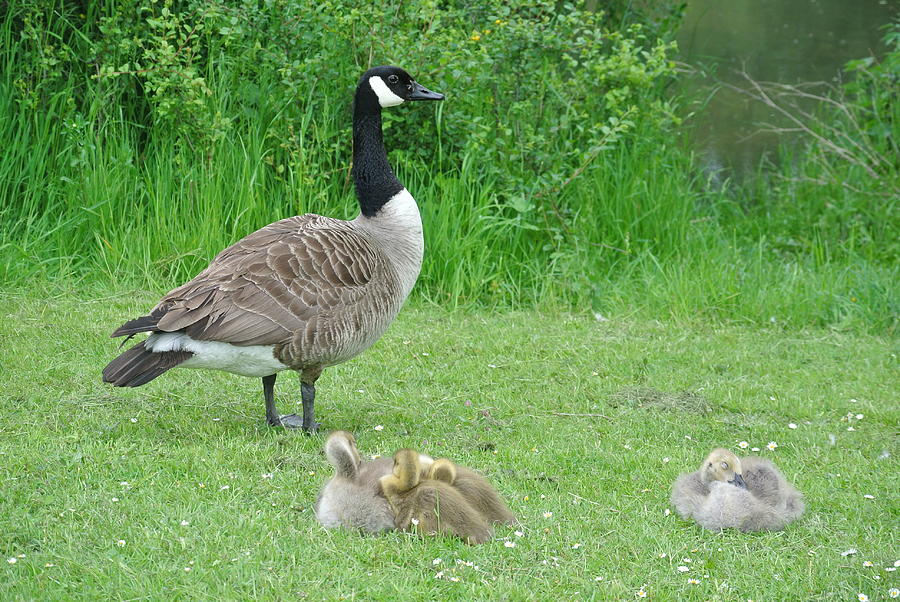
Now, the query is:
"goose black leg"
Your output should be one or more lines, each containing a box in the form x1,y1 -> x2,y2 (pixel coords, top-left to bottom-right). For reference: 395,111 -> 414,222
262,374 -> 304,429
300,382 -> 319,433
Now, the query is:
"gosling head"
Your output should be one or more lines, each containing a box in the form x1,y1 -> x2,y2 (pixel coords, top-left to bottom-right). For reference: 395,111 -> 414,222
357,65 -> 444,110
700,448 -> 747,489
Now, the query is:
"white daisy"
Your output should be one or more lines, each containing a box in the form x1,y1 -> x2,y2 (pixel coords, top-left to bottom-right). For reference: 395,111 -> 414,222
888,588 -> 899,598
858,594 -> 868,602
738,441 -> 749,449
504,541 -> 516,548
766,441 -> 778,451
373,425 -> 384,431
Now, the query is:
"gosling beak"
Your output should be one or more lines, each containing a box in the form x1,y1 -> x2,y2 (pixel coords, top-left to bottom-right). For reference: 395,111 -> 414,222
729,473 -> 748,489
408,82 -> 444,101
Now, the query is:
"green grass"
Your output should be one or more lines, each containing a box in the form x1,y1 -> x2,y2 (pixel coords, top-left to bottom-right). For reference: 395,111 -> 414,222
1,288 -> 897,599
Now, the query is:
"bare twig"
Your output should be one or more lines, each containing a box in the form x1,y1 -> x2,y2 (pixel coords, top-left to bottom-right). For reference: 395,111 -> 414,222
552,412 -> 612,420
721,72 -> 883,179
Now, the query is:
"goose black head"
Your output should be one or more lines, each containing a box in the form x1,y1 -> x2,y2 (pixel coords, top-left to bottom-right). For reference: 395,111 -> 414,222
357,66 -> 444,110
700,448 -> 747,489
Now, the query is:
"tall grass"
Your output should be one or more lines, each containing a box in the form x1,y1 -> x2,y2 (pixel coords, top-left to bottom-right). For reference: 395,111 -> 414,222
0,2 -> 895,334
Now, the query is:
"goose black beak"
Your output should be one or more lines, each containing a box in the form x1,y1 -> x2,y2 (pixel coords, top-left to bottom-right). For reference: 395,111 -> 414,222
729,473 -> 748,489
408,82 -> 444,101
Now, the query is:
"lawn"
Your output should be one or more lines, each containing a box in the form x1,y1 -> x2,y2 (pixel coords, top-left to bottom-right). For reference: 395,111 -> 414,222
0,288 -> 896,600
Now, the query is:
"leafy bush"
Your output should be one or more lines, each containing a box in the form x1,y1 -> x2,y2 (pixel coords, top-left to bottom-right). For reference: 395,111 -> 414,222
1,0 -> 684,293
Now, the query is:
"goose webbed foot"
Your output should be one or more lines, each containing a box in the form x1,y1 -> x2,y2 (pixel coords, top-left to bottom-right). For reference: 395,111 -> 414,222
269,413 -> 318,431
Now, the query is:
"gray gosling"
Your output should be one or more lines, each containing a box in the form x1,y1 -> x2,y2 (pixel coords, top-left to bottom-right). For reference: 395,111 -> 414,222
314,431 -> 395,533
671,448 -> 805,532
380,449 -> 493,544
314,431 -> 437,533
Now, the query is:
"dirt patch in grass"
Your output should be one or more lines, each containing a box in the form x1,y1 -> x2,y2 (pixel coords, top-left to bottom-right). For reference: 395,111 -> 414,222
607,386 -> 716,414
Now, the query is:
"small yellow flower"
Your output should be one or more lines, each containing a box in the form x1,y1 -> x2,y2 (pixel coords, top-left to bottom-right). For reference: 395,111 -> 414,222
470,33 -> 481,42
495,19 -> 502,24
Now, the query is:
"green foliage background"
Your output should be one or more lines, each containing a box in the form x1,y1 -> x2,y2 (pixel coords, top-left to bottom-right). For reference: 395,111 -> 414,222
0,1 -> 896,332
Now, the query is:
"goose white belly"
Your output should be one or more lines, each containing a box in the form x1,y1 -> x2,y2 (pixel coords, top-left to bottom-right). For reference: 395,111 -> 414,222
146,332 -> 289,377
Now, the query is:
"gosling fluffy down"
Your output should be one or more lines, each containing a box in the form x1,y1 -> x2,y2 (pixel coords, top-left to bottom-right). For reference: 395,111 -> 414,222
381,449 -> 493,544
314,431 -> 396,533
670,448 -> 805,532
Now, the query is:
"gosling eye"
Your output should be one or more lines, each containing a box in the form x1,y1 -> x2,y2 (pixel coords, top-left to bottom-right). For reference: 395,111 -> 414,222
721,461 -> 729,469
388,74 -> 399,84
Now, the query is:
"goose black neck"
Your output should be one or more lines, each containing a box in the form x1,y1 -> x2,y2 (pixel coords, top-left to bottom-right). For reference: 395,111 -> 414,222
352,95 -> 404,217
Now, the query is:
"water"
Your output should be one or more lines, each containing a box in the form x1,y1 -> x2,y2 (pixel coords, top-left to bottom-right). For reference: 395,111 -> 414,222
676,0 -> 896,174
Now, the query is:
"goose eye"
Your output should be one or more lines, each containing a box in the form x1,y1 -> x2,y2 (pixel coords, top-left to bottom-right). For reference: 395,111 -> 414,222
388,74 -> 399,84
721,461 -> 729,469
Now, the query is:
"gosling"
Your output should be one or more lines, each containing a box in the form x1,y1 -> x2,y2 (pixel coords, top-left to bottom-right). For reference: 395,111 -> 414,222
670,447 -> 805,532
380,449 -> 493,544
427,458 -> 516,525
314,431 -> 396,533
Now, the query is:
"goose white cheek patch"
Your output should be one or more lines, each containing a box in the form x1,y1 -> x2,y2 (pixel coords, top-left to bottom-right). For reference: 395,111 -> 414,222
369,76 -> 404,107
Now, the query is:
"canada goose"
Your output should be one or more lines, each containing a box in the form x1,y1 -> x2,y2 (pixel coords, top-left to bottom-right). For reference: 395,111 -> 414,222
102,66 -> 444,431
670,448 -> 805,532
314,431 -> 395,533
427,458 -> 517,525
380,449 -> 493,544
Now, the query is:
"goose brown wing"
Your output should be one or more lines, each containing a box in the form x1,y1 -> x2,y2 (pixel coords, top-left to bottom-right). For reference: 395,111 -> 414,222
151,215 -> 383,346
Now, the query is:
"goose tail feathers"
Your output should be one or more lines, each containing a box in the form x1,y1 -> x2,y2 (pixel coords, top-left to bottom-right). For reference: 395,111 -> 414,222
102,341 -> 192,387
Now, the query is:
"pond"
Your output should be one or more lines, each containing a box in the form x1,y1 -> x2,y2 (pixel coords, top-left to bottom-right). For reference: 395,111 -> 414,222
676,0 -> 896,175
